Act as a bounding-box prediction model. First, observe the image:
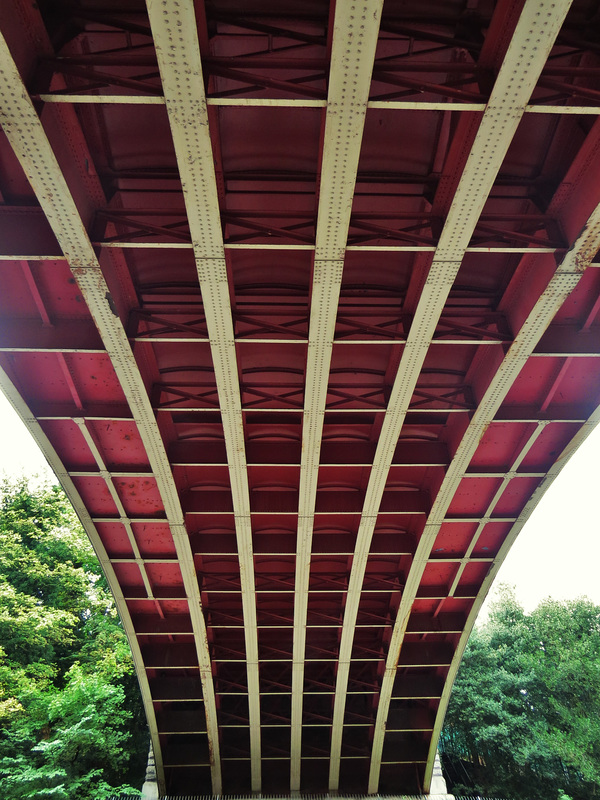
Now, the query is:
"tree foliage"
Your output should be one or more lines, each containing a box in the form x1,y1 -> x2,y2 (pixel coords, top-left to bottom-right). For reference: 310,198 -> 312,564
0,479 -> 147,799
441,586 -> 600,799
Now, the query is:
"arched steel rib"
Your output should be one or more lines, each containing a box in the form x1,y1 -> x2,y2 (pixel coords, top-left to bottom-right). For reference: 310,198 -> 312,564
326,0 -> 574,791
0,30 -> 222,792
410,195 -> 600,794
423,396 -> 600,791
371,48 -> 600,791
290,1 -> 384,791
0,366 -> 167,792
144,0 -> 262,789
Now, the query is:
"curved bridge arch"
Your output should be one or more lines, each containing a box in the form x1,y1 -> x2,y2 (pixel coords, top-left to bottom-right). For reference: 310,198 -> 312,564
1,0 -> 600,795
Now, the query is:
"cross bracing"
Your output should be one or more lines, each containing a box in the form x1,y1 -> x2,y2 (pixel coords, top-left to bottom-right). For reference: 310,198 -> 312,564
1,0 -> 600,795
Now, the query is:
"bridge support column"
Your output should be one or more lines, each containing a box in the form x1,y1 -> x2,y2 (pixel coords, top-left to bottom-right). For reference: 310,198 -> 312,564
141,743 -> 159,800
427,752 -> 454,800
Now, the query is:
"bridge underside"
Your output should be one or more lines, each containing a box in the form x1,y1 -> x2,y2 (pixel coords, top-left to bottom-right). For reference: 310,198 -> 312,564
1,0 -> 600,795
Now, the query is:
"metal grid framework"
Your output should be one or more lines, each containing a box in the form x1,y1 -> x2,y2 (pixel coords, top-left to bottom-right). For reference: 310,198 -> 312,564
1,0 -> 600,795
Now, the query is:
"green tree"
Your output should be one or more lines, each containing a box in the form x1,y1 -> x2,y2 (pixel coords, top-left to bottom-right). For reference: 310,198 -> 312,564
0,479 -> 146,799
441,586 -> 600,799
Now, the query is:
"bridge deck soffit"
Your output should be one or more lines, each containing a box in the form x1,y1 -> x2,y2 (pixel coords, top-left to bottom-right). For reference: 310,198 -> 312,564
1,0 -> 600,795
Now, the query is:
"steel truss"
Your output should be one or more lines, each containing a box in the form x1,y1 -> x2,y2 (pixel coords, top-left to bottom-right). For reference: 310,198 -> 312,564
2,0 -> 600,795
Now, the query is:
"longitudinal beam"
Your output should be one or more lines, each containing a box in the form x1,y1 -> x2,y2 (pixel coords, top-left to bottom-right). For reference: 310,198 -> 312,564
369,1 -> 580,793
290,2 -> 384,791
414,196 -> 600,792
145,0 -> 261,789
0,31 -> 221,793
326,0 -> 574,791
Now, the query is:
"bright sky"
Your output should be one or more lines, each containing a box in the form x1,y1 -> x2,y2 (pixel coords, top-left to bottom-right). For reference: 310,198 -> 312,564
1,389 -> 600,616
0,392 -> 52,480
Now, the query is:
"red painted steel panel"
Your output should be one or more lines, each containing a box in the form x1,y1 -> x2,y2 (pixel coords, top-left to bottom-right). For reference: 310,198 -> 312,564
1,0 -> 600,795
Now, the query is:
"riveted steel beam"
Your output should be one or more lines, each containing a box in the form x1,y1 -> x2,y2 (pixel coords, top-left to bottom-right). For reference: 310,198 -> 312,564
145,0 -> 261,789
328,0 -> 575,790
372,170 -> 600,797
5,0 -> 600,794
0,31 -> 220,793
290,3 -> 384,790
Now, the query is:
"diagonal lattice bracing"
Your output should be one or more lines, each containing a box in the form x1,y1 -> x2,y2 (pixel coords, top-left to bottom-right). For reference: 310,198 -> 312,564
4,0 -> 600,794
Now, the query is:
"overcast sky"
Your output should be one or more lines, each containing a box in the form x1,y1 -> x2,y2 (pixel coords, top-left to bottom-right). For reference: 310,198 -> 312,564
1,389 -> 599,617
